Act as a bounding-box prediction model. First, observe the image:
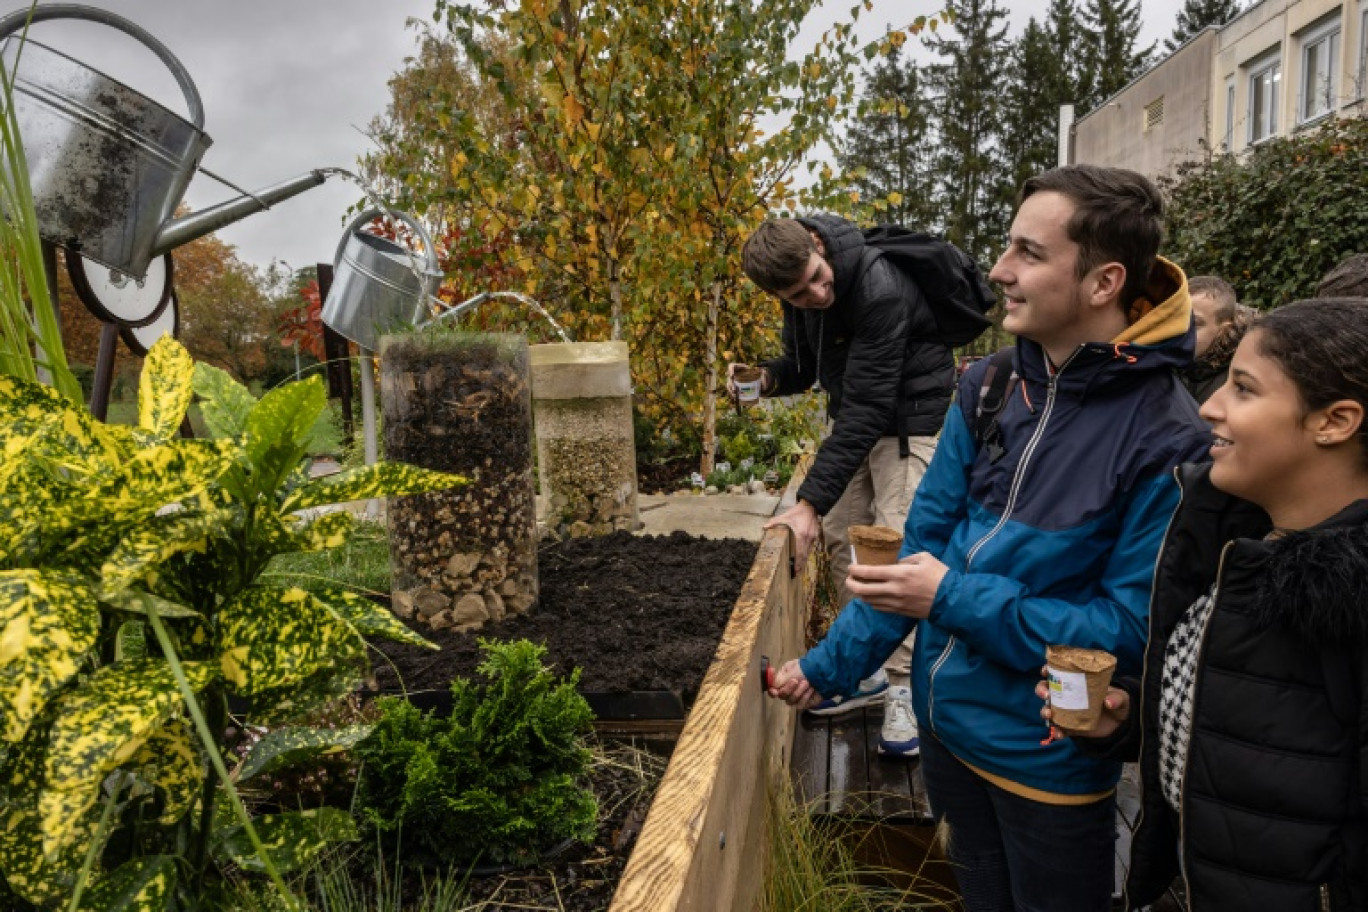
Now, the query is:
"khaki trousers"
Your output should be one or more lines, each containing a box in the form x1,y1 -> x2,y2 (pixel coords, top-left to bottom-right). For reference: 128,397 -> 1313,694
821,435 -> 937,684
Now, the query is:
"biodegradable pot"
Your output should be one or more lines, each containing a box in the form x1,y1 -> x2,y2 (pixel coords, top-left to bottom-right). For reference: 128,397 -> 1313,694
733,366 -> 763,406
849,524 -> 902,565
530,341 -> 639,540
1045,645 -> 1117,732
381,330 -> 538,632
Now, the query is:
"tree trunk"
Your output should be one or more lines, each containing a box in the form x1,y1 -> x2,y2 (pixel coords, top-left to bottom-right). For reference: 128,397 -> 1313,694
608,256 -> 623,341
699,279 -> 723,477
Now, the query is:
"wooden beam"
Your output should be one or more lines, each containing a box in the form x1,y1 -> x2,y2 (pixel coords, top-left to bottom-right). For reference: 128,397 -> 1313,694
610,473 -> 810,911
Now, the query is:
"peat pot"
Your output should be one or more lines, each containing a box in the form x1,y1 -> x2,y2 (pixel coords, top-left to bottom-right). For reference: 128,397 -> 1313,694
530,341 -> 639,539
381,329 -> 538,633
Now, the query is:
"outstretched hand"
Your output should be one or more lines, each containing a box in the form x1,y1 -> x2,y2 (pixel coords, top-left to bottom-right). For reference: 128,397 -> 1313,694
765,501 -> 821,565
768,658 -> 823,710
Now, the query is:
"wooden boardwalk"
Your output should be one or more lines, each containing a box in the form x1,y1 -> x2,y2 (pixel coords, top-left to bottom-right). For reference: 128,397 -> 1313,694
792,708 -> 1167,910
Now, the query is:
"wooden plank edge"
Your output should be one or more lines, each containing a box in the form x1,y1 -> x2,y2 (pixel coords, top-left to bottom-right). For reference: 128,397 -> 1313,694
610,460 -> 812,912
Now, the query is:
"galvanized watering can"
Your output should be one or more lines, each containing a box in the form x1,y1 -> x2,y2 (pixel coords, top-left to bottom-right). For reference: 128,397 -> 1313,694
321,207 -> 443,351
0,4 -> 326,279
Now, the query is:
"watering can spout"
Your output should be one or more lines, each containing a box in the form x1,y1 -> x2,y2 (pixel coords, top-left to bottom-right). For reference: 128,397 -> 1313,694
148,170 -> 329,259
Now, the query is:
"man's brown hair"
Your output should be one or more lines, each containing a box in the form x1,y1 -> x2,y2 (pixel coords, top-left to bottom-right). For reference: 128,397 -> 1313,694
1188,275 -> 1237,323
742,219 -> 818,295
1020,165 -> 1164,312
1316,253 -> 1368,298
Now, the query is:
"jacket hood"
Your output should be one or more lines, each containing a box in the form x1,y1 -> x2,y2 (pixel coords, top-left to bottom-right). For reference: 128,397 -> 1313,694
799,214 -> 866,301
1180,463 -> 1368,644
1254,500 -> 1368,643
1114,256 -> 1192,348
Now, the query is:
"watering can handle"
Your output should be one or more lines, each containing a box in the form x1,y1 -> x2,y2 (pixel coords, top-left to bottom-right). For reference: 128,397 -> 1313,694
0,4 -> 204,128
333,207 -> 441,275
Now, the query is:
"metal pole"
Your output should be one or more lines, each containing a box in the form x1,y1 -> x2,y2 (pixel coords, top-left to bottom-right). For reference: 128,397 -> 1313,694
89,322 -> 119,420
358,346 -> 380,519
38,241 -> 61,386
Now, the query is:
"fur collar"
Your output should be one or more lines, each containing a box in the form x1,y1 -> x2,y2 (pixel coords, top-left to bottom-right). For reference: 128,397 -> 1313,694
1252,507 -> 1368,643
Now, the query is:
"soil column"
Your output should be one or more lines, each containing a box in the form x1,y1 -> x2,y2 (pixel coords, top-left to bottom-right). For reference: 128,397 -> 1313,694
530,341 -> 639,539
381,330 -> 538,632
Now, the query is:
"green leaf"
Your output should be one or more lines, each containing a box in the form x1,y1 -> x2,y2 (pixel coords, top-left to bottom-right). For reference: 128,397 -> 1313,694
312,584 -> 437,650
0,723 -> 106,906
131,718 -> 203,826
248,667 -> 365,727
0,374 -> 120,475
217,587 -> 366,696
290,510 -> 356,554
282,461 -> 466,513
192,361 -> 257,438
41,659 -> 217,855
138,336 -> 195,440
75,855 -> 176,912
99,508 -> 233,597
115,620 -> 147,662
57,438 -> 238,532
212,807 -> 358,874
245,376 -> 327,490
236,724 -> 372,783
101,588 -> 203,620
0,569 -> 100,743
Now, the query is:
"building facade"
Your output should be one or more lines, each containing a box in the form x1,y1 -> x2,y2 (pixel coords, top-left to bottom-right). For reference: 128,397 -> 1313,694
1072,0 -> 1368,176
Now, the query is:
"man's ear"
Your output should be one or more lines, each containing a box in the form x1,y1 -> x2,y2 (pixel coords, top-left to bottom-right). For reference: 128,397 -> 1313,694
1089,262 -> 1127,310
808,230 -> 826,257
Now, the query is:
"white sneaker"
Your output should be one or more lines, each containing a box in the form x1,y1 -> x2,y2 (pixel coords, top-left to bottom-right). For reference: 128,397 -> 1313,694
804,668 -> 889,717
877,685 -> 920,758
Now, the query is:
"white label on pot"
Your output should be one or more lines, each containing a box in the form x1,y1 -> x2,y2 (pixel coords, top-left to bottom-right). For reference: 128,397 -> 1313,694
1047,667 -> 1089,711
736,379 -> 762,402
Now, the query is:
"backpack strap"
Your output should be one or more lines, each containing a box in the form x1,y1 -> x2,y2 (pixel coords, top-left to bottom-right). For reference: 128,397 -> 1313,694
973,347 -> 1018,463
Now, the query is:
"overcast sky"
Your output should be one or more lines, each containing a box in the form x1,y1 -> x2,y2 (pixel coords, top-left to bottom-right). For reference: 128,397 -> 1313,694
15,0 -> 1185,272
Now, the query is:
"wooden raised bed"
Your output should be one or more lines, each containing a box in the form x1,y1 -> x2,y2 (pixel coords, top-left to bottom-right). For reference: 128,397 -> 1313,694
610,473 -> 813,911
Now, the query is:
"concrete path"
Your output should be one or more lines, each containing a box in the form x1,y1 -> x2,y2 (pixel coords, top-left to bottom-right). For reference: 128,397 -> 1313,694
636,492 -> 780,542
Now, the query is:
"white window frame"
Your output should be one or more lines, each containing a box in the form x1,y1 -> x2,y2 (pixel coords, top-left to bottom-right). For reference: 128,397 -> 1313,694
1247,49 -> 1282,144
1224,75 -> 1236,149
1359,2 -> 1368,99
1299,17 -> 1341,123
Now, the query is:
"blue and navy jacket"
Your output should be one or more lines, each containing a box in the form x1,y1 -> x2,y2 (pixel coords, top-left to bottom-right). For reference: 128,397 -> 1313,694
800,258 -> 1213,797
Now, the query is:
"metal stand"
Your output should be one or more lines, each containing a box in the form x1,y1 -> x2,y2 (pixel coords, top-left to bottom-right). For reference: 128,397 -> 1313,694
90,322 -> 120,420
358,346 -> 380,519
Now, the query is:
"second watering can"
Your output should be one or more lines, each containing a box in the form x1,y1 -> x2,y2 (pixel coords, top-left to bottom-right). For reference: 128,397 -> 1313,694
321,208 -> 443,352
0,4 -> 327,279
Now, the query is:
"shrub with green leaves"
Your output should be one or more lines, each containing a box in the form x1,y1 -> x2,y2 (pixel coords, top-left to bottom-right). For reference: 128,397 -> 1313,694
1163,117 -> 1368,310
355,639 -> 597,868
0,336 -> 464,909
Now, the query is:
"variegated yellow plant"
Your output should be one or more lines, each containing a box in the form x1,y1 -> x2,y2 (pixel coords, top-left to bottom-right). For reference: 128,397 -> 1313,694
0,337 -> 465,908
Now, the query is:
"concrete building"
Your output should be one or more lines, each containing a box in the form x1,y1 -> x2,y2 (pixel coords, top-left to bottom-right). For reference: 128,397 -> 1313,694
1072,0 -> 1368,176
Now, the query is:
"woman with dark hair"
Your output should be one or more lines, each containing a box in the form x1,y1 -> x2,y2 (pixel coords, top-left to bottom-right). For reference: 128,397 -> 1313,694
1040,298 -> 1368,911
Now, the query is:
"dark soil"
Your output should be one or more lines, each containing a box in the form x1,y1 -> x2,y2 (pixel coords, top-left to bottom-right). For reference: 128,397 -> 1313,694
371,531 -> 757,702
636,456 -> 696,494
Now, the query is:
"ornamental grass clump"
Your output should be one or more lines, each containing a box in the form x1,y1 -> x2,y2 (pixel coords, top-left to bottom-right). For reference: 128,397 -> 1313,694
355,638 -> 597,868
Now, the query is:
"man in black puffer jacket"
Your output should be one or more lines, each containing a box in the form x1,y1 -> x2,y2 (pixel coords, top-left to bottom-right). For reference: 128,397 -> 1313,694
731,215 -> 955,754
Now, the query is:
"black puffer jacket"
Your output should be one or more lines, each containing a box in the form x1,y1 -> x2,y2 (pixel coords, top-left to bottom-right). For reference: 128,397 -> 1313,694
760,215 -> 955,514
1091,463 -> 1368,911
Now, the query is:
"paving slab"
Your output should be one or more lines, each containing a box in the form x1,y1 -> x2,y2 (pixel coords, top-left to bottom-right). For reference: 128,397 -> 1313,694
636,492 -> 780,542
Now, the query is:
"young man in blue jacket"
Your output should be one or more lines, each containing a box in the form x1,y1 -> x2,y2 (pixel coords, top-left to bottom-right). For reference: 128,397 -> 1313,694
770,166 -> 1212,910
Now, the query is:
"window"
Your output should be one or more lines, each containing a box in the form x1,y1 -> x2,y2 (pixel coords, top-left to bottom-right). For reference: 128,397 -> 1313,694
1360,5 -> 1368,98
1248,53 -> 1281,143
1300,20 -> 1340,121
1145,96 -> 1165,131
1224,76 -> 1235,148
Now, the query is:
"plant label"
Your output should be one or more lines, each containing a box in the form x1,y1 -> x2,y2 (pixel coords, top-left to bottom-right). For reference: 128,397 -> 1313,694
1046,667 -> 1089,711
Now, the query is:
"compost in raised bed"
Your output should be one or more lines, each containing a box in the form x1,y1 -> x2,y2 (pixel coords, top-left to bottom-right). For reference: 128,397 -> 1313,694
370,531 -> 756,706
